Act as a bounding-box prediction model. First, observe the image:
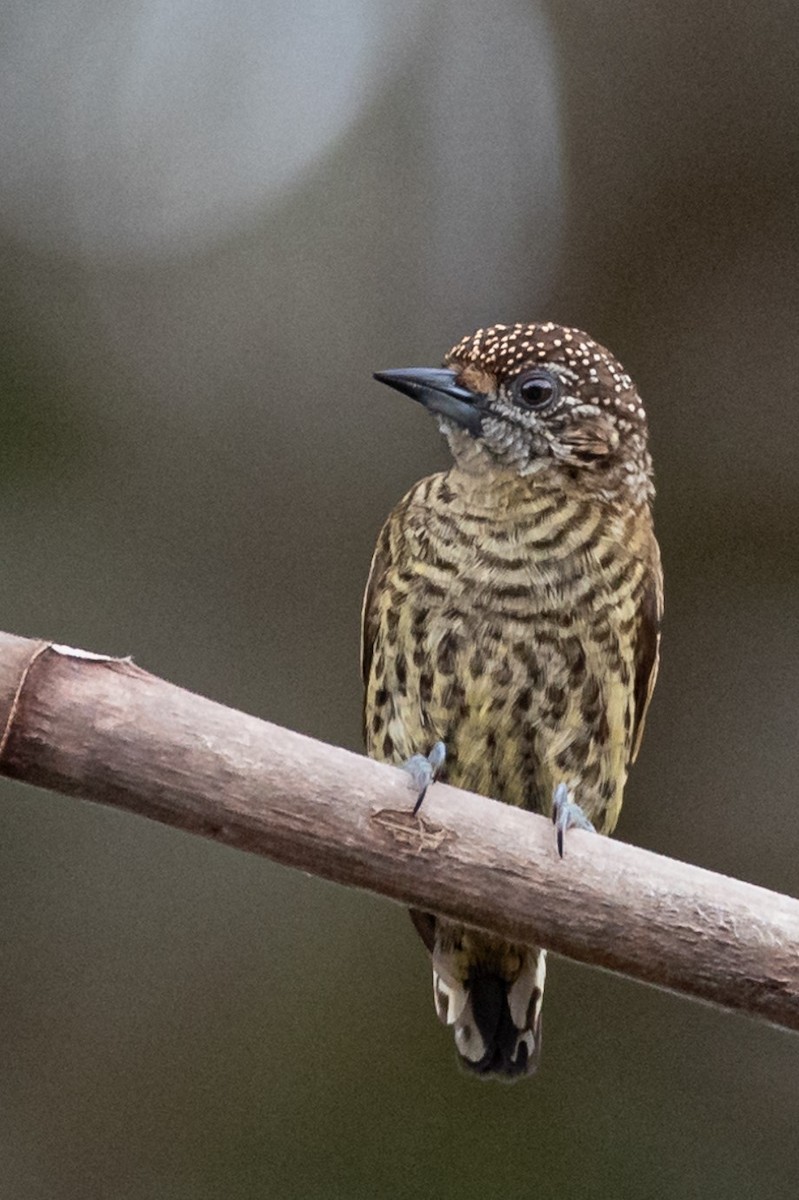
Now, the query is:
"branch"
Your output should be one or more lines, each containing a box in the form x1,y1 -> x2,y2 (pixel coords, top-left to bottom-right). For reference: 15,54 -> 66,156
0,630 -> 796,1032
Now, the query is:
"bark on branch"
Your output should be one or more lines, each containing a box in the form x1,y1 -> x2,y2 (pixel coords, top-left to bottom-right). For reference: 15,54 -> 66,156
0,630 -> 796,1031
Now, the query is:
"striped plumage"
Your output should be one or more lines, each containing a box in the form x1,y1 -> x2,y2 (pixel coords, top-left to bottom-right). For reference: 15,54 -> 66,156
362,322 -> 662,1079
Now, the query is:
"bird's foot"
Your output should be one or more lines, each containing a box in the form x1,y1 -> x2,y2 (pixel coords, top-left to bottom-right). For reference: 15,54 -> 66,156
552,782 -> 595,858
402,741 -> 446,815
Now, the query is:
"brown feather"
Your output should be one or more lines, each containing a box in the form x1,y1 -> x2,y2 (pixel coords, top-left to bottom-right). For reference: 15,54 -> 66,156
363,321 -> 662,1079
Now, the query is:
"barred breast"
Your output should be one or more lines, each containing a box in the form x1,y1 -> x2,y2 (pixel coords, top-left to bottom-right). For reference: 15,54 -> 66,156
363,466 -> 660,835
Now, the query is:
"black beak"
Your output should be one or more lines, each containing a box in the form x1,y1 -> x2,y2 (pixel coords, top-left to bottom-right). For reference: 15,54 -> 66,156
373,368 -> 484,436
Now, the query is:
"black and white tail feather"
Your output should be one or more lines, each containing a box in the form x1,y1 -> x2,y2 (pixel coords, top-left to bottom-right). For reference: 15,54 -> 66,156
431,938 -> 547,1079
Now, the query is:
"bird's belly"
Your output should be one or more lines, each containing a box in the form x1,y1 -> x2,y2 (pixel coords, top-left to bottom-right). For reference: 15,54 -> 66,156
369,588 -> 633,832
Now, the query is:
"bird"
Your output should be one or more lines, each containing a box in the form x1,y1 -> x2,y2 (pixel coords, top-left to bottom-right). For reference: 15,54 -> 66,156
361,322 -> 662,1079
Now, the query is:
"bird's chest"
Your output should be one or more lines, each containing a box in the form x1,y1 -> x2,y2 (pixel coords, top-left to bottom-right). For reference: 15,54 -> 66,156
368,515 -> 639,821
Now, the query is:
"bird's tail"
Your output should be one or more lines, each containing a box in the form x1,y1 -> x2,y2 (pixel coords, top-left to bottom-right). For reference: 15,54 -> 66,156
430,922 -> 546,1079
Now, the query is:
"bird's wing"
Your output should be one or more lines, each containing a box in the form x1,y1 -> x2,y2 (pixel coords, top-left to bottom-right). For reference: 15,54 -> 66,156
360,512 -> 395,689
629,549 -> 663,764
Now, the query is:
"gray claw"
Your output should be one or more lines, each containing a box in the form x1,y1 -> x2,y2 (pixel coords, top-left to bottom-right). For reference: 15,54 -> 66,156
403,741 -> 446,814
552,782 -> 595,858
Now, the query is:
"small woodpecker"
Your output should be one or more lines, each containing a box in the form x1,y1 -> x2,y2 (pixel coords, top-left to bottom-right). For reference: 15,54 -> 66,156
362,322 -> 662,1079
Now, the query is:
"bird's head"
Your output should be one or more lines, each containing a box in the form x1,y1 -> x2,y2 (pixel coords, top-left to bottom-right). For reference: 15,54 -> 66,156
375,322 -> 653,502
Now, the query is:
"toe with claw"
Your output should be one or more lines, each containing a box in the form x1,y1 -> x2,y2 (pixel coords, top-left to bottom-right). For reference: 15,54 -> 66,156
552,782 -> 595,858
403,741 -> 446,814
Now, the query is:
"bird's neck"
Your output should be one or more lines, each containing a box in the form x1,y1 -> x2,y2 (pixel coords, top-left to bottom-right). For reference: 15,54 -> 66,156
443,423 -> 653,510
444,463 -> 616,522
443,467 -> 532,515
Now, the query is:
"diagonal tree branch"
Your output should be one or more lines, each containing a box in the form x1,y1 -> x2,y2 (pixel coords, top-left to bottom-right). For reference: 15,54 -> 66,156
0,629 -> 796,1031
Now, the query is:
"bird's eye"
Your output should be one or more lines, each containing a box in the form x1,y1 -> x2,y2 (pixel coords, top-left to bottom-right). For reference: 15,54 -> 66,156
513,369 -> 559,412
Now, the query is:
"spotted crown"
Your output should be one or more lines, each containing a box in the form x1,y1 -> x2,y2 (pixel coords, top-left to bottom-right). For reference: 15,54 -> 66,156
445,321 -> 648,441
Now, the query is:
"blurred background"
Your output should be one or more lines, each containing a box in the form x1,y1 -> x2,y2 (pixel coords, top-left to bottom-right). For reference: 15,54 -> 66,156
1,1 -> 798,1196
